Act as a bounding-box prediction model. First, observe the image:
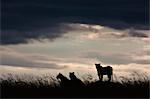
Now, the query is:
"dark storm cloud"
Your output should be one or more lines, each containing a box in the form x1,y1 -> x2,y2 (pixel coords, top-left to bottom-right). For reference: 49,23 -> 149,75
1,0 -> 149,44
128,31 -> 149,38
1,25 -> 69,44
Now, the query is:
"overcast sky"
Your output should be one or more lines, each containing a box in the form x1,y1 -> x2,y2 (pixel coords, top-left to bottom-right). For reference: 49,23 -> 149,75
1,0 -> 150,78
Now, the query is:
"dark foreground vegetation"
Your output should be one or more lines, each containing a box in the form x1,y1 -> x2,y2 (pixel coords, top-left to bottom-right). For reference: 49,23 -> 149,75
0,73 -> 149,98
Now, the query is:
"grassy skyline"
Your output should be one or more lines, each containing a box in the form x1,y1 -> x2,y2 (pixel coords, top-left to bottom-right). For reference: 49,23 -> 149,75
1,72 -> 149,98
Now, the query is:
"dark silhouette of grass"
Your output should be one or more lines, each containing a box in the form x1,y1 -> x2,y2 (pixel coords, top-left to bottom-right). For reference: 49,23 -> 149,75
0,73 -> 149,98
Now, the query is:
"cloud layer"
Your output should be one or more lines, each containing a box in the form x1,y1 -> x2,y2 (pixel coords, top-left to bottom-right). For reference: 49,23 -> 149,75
1,23 -> 149,45
1,0 -> 149,44
0,47 -> 68,69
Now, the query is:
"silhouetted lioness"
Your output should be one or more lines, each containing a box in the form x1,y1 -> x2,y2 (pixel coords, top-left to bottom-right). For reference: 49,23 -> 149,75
95,63 -> 113,81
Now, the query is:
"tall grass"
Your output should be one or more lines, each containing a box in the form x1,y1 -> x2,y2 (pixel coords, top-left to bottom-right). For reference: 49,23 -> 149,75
0,72 -> 149,98
0,73 -> 59,88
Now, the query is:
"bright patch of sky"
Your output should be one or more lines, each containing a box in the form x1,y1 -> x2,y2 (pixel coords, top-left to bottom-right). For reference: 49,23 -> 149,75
0,23 -> 150,79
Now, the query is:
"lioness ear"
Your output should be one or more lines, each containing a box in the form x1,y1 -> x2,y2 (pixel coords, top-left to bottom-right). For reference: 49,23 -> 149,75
73,72 -> 74,74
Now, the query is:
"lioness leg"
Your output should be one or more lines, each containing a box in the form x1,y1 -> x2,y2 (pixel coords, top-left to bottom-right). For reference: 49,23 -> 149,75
107,75 -> 111,82
100,75 -> 103,81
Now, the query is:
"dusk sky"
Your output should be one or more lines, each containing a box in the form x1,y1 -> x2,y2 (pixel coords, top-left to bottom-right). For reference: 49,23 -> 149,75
1,0 -> 150,79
